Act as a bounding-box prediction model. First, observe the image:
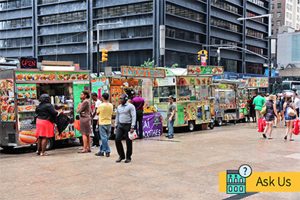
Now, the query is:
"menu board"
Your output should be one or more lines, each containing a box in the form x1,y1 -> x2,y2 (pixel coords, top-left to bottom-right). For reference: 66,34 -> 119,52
16,84 -> 37,100
121,66 -> 166,78
15,71 -> 89,82
187,66 -> 224,75
176,77 -> 212,86
0,79 -> 15,122
246,78 -> 268,88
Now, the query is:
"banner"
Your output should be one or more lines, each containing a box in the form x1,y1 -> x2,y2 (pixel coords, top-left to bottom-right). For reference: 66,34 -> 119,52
142,113 -> 163,138
121,66 -> 166,78
187,65 -> 224,75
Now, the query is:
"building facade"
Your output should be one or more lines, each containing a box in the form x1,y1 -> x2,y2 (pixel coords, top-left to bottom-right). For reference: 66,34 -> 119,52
271,0 -> 300,35
0,0 -> 270,74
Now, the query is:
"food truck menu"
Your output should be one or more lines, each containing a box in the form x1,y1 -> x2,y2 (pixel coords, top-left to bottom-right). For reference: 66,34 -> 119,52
0,79 -> 15,122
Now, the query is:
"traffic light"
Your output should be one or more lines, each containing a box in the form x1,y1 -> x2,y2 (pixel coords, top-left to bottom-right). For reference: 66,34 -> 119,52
101,49 -> 108,62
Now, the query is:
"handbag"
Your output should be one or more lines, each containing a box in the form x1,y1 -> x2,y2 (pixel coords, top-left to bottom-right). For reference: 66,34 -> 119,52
287,107 -> 296,117
293,119 -> 300,135
128,130 -> 138,140
74,119 -> 81,131
260,104 -> 267,115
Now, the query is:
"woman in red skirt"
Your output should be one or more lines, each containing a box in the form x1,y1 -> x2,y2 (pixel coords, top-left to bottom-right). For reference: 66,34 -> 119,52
35,94 -> 58,156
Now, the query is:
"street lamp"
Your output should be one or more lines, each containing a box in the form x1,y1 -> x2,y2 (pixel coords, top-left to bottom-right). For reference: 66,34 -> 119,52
96,22 -> 122,76
237,14 -> 272,79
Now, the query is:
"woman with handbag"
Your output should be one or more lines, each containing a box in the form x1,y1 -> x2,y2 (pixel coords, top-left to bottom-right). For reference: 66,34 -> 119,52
283,97 -> 298,141
35,94 -> 59,156
263,95 -> 278,139
76,90 -> 92,153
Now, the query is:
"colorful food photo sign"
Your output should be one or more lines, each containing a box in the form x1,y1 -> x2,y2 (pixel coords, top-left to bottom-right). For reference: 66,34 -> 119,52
187,66 -> 224,75
0,79 -> 15,122
15,71 -> 89,82
246,78 -> 269,88
121,66 -> 166,78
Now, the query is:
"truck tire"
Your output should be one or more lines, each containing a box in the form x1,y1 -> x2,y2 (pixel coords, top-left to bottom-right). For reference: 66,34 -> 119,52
188,121 -> 195,132
217,118 -> 223,126
209,123 -> 214,130
46,138 -> 54,150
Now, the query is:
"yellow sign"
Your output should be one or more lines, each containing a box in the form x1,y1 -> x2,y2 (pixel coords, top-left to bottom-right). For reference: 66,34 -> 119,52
219,172 -> 300,193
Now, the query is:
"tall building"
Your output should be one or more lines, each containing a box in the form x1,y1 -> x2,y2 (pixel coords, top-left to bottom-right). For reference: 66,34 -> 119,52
271,0 -> 300,35
0,0 -> 271,75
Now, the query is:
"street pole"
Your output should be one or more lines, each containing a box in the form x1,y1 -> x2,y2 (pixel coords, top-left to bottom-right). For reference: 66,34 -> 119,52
96,25 -> 100,77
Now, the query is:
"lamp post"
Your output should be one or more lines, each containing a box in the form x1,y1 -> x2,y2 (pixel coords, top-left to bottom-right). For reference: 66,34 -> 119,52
96,22 -> 122,76
237,14 -> 272,79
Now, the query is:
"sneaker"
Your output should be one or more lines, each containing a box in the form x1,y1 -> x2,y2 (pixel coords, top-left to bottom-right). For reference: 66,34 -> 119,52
95,152 -> 104,156
105,152 -> 110,157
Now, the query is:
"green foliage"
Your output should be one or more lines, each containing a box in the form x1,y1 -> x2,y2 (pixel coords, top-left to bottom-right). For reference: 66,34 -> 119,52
140,59 -> 154,68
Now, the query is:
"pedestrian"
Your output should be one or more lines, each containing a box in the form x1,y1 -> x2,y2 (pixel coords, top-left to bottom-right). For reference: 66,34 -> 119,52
249,92 -> 256,122
35,94 -> 58,156
294,93 -> 300,117
95,93 -> 113,157
115,94 -> 136,163
283,97 -> 298,141
253,92 -> 266,125
77,90 -> 92,153
263,95 -> 278,139
131,91 -> 145,139
91,92 -> 101,147
274,94 -> 282,127
166,96 -> 176,139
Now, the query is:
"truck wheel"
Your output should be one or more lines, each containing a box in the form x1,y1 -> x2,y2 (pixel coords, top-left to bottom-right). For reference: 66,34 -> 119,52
46,138 -> 54,150
188,121 -> 195,132
217,118 -> 223,126
209,123 -> 214,129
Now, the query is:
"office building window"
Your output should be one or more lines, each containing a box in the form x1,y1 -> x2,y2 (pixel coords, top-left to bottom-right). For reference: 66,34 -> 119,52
277,3 -> 282,9
166,3 -> 205,23
246,45 -> 264,55
277,12 -> 281,18
211,18 -> 241,33
0,37 -> 32,48
277,21 -> 281,26
166,27 -> 205,43
211,0 -> 241,15
246,28 -> 264,39
247,11 -> 264,23
0,0 -> 32,11
38,0 -> 76,5
248,0 -> 265,7
210,37 -> 238,46
38,33 -> 87,45
94,2 -> 153,19
0,18 -> 32,30
39,11 -> 86,25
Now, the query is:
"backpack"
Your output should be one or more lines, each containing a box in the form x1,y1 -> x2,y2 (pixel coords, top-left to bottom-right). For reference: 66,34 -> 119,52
55,113 -> 71,134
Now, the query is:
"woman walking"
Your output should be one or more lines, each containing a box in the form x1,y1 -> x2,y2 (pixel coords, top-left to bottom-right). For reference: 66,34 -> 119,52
35,94 -> 58,156
263,95 -> 278,139
77,91 -> 92,153
274,94 -> 282,127
283,97 -> 297,141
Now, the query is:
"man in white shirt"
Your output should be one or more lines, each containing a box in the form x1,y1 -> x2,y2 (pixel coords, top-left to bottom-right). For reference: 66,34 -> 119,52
91,93 -> 102,147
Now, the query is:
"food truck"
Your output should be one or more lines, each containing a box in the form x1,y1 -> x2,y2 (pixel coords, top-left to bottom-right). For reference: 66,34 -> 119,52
0,67 -> 90,150
212,80 -> 240,126
154,66 -> 223,131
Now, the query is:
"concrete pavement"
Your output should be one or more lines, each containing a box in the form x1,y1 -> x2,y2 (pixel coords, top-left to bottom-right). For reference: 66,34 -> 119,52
0,123 -> 300,200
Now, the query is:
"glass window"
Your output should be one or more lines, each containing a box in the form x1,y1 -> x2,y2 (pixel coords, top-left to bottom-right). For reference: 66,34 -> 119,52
277,3 -> 282,9
212,0 -> 240,14
166,3 -> 205,23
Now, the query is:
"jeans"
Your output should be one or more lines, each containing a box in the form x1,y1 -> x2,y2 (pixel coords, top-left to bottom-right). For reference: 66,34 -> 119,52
115,123 -> 132,159
167,120 -> 174,137
99,125 -> 111,153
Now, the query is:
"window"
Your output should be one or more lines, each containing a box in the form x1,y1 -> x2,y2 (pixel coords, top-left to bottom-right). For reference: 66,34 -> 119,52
248,0 -> 265,7
277,12 -> 281,18
246,28 -> 264,39
211,18 -> 241,33
0,18 -> 32,30
0,0 -> 32,11
39,11 -> 86,25
166,3 -> 205,23
277,3 -> 282,9
210,37 -> 238,46
94,2 -> 153,19
0,37 -> 32,48
247,11 -> 264,23
38,33 -> 87,45
277,21 -> 281,26
211,0 -> 241,14
247,45 -> 264,55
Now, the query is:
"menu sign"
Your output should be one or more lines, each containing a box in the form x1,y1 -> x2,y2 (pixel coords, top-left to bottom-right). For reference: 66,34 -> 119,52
15,71 -> 89,82
246,78 -> 269,88
20,57 -> 37,69
121,66 -> 166,78
187,66 -> 224,75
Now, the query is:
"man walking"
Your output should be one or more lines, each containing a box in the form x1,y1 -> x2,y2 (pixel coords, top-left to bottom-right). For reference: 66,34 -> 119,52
91,93 -> 101,147
131,91 -> 145,139
166,96 -> 176,139
253,92 -> 266,124
115,94 -> 136,163
95,93 -> 113,157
